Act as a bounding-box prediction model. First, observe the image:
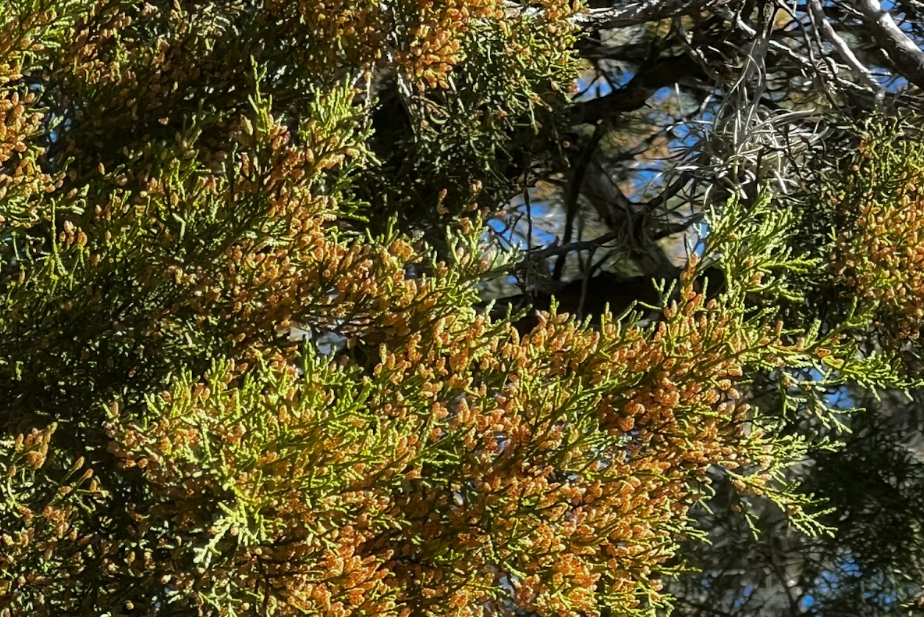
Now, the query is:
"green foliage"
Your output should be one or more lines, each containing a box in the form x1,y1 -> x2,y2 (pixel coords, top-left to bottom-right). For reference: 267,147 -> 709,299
665,116 -> 924,617
2,2 -> 923,616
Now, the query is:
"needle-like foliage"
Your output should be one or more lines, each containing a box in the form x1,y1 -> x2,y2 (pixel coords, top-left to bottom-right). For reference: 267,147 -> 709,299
1,2 -> 921,616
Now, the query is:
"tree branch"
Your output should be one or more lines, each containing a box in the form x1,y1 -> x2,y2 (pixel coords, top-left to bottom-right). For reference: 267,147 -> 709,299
571,0 -> 724,30
552,124 -> 607,280
808,0 -> 880,89
578,55 -> 705,123
525,230 -> 621,262
851,0 -> 924,89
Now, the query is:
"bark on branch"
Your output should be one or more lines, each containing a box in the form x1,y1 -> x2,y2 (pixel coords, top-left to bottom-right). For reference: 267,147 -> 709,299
808,0 -> 879,89
579,55 -> 705,123
851,0 -> 924,89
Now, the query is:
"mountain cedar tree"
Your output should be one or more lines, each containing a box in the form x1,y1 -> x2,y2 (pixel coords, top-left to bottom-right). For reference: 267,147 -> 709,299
1,1 -> 923,616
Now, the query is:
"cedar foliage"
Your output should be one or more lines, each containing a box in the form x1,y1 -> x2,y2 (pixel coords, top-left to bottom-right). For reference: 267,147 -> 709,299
668,118 -> 924,616
0,1 -> 919,616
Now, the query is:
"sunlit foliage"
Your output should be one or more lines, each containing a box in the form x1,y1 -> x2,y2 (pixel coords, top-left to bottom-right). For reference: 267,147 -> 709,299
832,121 -> 924,345
1,1 -> 920,616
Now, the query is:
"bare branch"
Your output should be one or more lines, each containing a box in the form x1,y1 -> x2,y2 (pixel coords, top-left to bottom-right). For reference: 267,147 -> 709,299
570,0 -> 724,30
808,0 -> 880,89
579,55 -> 705,123
553,125 -> 607,280
851,0 -> 924,89
524,230 -> 621,262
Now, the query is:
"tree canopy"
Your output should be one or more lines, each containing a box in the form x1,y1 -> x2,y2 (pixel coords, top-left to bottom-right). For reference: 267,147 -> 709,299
3,1 -> 924,616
